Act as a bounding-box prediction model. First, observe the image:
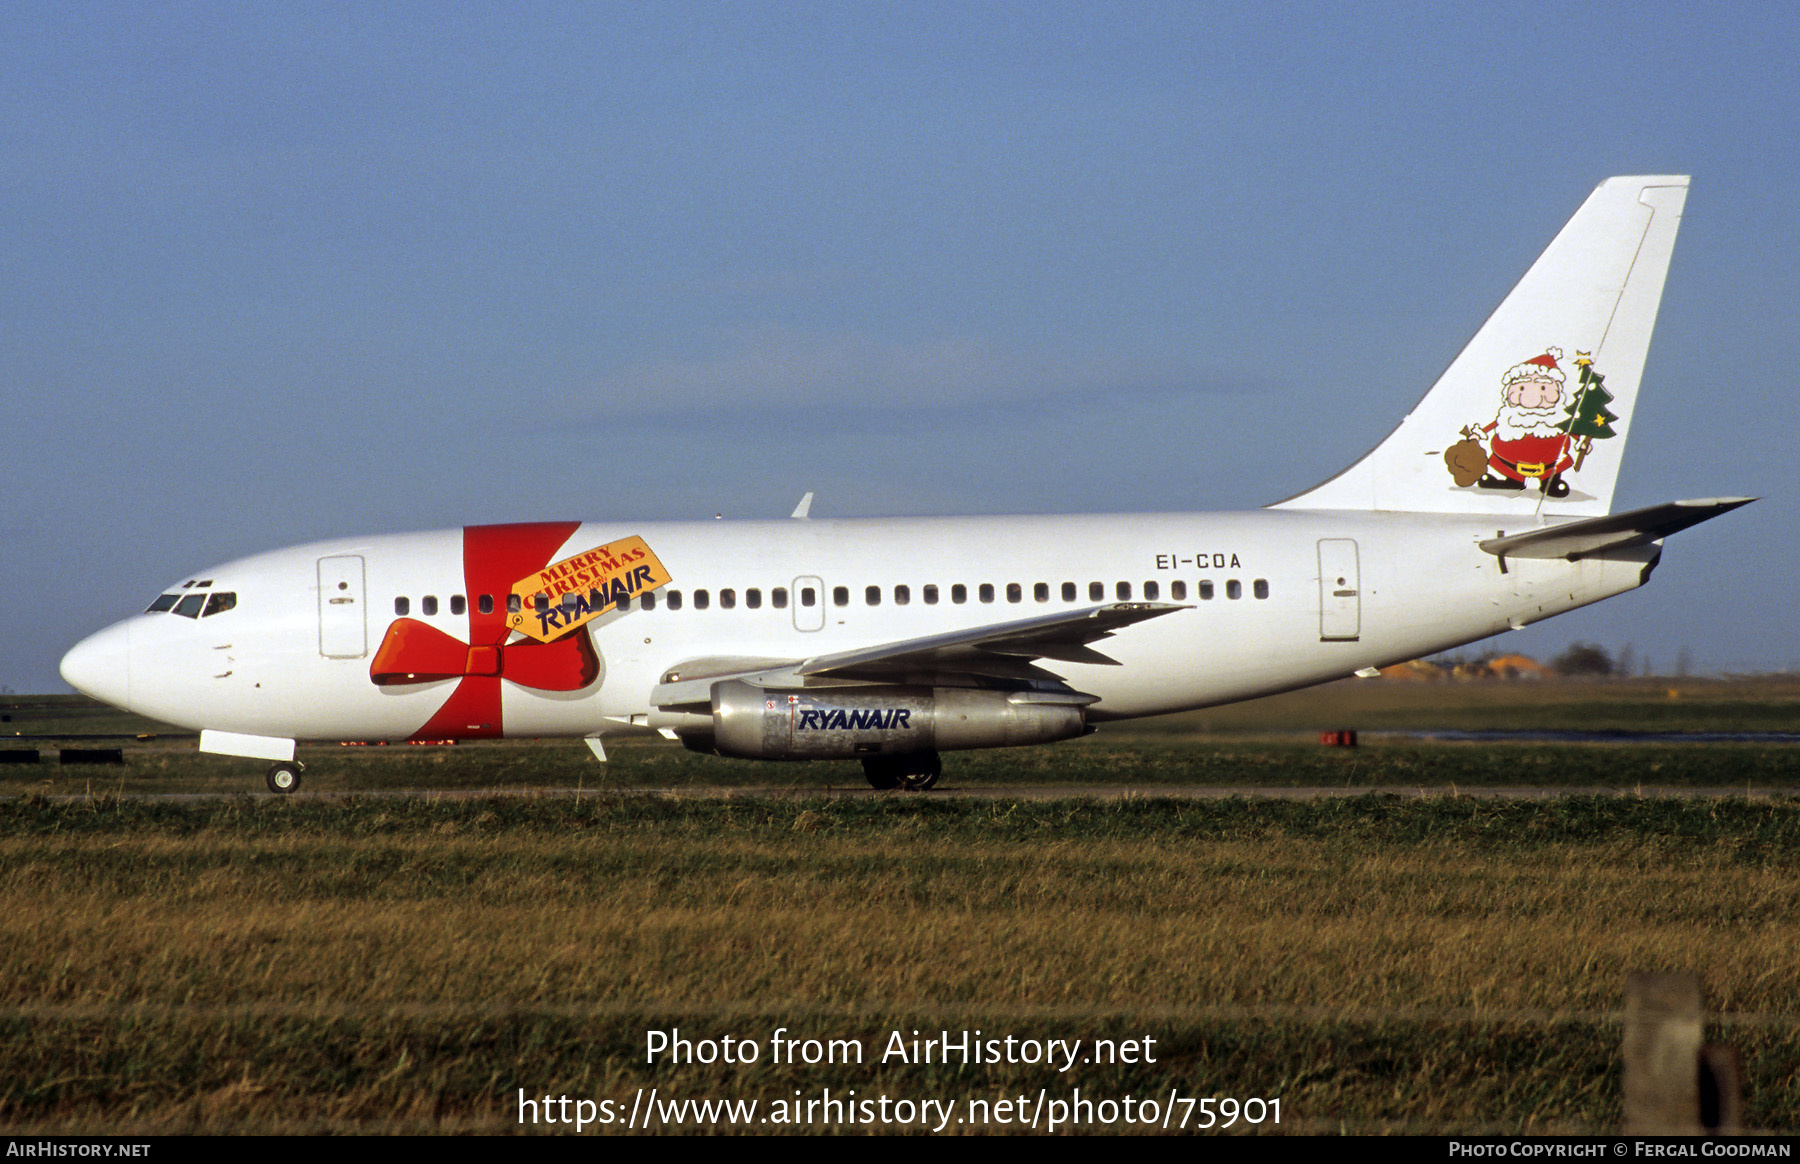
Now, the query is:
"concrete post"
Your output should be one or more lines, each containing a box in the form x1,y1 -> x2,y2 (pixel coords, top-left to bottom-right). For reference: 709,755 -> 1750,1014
1623,971 -> 1703,1134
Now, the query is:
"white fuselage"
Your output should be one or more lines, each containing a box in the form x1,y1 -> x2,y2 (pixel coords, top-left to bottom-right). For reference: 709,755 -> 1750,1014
60,510 -> 1657,745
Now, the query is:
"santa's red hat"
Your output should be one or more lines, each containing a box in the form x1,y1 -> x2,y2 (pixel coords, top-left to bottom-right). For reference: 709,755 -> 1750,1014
1501,346 -> 1564,388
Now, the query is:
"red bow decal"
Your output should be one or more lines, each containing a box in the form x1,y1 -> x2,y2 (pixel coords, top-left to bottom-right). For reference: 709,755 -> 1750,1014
367,522 -> 599,740
370,618 -> 599,691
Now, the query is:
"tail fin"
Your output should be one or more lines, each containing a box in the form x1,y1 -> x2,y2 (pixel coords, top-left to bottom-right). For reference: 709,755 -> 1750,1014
1273,175 -> 1688,516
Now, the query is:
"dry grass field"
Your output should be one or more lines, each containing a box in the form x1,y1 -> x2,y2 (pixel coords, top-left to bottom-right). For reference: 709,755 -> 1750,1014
3,680 -> 1798,1134
1,795 -> 1797,1134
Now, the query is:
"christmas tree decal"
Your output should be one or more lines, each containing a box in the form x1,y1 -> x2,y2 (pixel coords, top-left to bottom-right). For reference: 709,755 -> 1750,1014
1559,351 -> 1617,471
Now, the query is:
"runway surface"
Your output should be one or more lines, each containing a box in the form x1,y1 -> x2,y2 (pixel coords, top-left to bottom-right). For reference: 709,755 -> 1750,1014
14,784 -> 1800,804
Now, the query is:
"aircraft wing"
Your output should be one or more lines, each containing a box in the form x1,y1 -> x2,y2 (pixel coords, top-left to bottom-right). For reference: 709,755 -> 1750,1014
1478,497 -> 1754,562
797,601 -> 1187,681
651,602 -> 1187,705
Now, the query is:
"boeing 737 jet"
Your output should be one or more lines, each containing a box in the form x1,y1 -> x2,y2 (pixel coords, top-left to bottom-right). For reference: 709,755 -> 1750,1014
60,176 -> 1751,792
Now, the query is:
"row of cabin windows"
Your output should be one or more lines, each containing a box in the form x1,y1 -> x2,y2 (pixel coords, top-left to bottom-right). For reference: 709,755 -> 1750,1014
391,579 -> 1271,618
394,588 -> 806,616
396,594 -> 474,617
836,579 -> 1271,605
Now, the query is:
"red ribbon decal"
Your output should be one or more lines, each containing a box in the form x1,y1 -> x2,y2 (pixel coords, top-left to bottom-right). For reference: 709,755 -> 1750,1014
370,619 -> 599,691
367,522 -> 599,740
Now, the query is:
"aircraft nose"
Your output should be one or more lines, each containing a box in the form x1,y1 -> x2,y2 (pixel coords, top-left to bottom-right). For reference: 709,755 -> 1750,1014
60,621 -> 133,710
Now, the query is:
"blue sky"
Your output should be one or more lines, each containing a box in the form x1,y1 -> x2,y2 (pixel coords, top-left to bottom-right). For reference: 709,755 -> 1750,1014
5,3 -> 1798,691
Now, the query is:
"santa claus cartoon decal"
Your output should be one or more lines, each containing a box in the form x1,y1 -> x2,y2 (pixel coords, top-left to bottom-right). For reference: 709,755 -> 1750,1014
1442,346 -> 1618,499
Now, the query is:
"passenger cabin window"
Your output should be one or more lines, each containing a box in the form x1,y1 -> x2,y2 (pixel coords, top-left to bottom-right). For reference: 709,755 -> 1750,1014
1033,582 -> 1048,603
1006,583 -> 1022,603
720,588 -> 736,609
202,592 -> 237,617
800,587 -> 816,607
479,594 -> 493,615
1199,581 -> 1214,600
395,597 -> 410,616
1171,580 -> 1188,601
833,586 -> 848,607
507,594 -> 522,614
865,585 -> 880,606
667,590 -> 683,610
1061,582 -> 1076,602
1227,580 -> 1242,600
1144,581 -> 1159,601
642,591 -> 657,610
694,589 -> 711,610
1089,581 -> 1104,601
952,584 -> 967,604
1116,581 -> 1132,600
422,596 -> 438,616
1254,579 -> 1270,599
979,584 -> 995,604
924,585 -> 939,605
895,585 -> 910,605
746,588 -> 762,609
773,588 -> 789,609
451,595 -> 466,616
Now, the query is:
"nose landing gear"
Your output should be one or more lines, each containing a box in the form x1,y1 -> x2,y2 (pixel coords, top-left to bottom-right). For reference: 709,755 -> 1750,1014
266,761 -> 304,795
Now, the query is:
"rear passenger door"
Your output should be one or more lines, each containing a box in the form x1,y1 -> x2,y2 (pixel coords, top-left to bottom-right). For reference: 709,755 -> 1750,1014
1317,539 -> 1361,642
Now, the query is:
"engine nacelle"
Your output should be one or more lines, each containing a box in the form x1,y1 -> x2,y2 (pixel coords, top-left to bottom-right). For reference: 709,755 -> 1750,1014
697,679 -> 1090,760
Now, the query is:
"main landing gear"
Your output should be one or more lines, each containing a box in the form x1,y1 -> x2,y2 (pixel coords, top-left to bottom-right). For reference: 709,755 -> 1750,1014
266,761 -> 304,795
862,751 -> 942,792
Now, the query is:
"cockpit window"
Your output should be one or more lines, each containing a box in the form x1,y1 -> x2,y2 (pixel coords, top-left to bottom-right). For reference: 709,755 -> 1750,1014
150,579 -> 235,618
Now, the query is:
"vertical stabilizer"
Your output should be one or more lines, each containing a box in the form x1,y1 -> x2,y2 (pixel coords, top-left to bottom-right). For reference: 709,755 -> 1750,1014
1272,176 -> 1688,516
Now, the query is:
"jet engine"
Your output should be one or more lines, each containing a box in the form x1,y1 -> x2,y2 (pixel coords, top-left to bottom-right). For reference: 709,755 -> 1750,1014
674,679 -> 1092,761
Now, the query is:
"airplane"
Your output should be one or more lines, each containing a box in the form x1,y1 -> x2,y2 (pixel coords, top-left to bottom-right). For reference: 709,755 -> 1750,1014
59,175 -> 1752,794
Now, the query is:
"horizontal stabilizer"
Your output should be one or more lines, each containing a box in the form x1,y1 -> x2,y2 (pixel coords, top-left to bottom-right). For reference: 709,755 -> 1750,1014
1479,497 -> 1754,561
